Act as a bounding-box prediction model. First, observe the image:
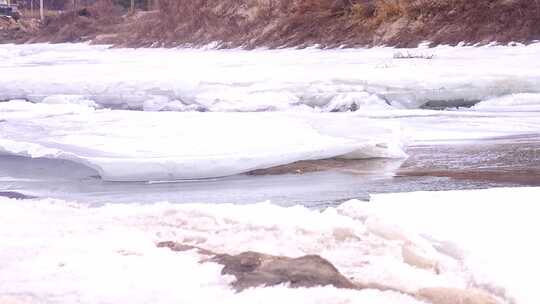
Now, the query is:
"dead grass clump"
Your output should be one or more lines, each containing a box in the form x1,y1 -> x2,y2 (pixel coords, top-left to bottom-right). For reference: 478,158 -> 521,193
30,0 -> 123,43
294,0 -> 334,14
85,0 -> 124,25
374,0 -> 405,21
9,0 -> 540,48
401,0 -> 454,18
350,2 -> 376,20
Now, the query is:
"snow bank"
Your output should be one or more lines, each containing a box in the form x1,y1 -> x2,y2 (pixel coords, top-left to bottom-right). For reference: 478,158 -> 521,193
363,187 -> 540,304
0,101 -> 405,181
2,43 -> 540,111
3,187 -> 536,303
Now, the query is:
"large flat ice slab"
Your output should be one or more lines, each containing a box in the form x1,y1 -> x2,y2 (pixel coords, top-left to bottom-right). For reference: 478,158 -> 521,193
0,101 -> 405,181
2,43 -> 540,111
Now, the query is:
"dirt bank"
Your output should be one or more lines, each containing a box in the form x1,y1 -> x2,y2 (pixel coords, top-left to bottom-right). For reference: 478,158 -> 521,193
2,0 -> 540,48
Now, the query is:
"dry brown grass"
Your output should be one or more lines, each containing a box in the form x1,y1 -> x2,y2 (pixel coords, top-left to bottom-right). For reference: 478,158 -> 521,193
22,0 -> 123,43
19,9 -> 61,19
349,2 -> 375,20
376,0 -> 404,19
127,0 -> 540,47
7,0 -> 540,48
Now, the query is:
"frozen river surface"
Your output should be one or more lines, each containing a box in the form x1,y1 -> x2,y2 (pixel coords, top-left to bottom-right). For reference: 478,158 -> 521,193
1,43 -> 540,304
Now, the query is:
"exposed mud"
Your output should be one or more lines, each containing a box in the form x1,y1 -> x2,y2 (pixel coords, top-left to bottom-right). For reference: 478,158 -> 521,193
399,134 -> 540,186
250,134 -> 540,187
248,158 -> 403,176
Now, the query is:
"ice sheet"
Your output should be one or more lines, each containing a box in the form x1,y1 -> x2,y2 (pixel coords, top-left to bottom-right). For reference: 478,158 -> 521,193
0,101 -> 405,181
2,43 -> 540,111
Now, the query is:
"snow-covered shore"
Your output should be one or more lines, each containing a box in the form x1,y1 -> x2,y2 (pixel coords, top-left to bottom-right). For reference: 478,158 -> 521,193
1,187 -> 538,304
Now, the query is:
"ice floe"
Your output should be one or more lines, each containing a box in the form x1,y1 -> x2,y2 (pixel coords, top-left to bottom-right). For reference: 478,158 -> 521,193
2,43 -> 540,111
0,101 -> 405,181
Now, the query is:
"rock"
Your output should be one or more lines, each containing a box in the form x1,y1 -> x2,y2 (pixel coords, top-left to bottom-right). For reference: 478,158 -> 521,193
158,242 -> 358,291
157,241 -> 501,303
416,288 -> 501,304
211,251 -> 357,291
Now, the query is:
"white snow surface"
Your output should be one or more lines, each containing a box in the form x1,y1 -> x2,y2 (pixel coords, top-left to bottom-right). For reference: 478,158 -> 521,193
2,187 -> 538,304
0,101 -> 405,181
366,187 -> 540,304
2,43 -> 540,111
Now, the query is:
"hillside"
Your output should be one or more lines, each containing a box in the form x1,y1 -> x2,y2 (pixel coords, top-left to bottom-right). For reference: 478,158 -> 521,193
2,0 -> 540,47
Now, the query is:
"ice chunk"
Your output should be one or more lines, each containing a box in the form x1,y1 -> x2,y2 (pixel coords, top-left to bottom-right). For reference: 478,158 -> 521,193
0,101 -> 406,181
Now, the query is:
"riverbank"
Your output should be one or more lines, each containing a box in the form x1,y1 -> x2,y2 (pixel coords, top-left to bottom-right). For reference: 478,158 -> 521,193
2,0 -> 540,48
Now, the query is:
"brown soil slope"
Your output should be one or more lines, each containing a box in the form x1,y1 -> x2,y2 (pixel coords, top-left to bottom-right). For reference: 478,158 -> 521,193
3,0 -> 540,47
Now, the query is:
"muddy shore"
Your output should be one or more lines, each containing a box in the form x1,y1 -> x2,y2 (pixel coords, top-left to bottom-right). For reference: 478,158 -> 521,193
250,134 -> 540,187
